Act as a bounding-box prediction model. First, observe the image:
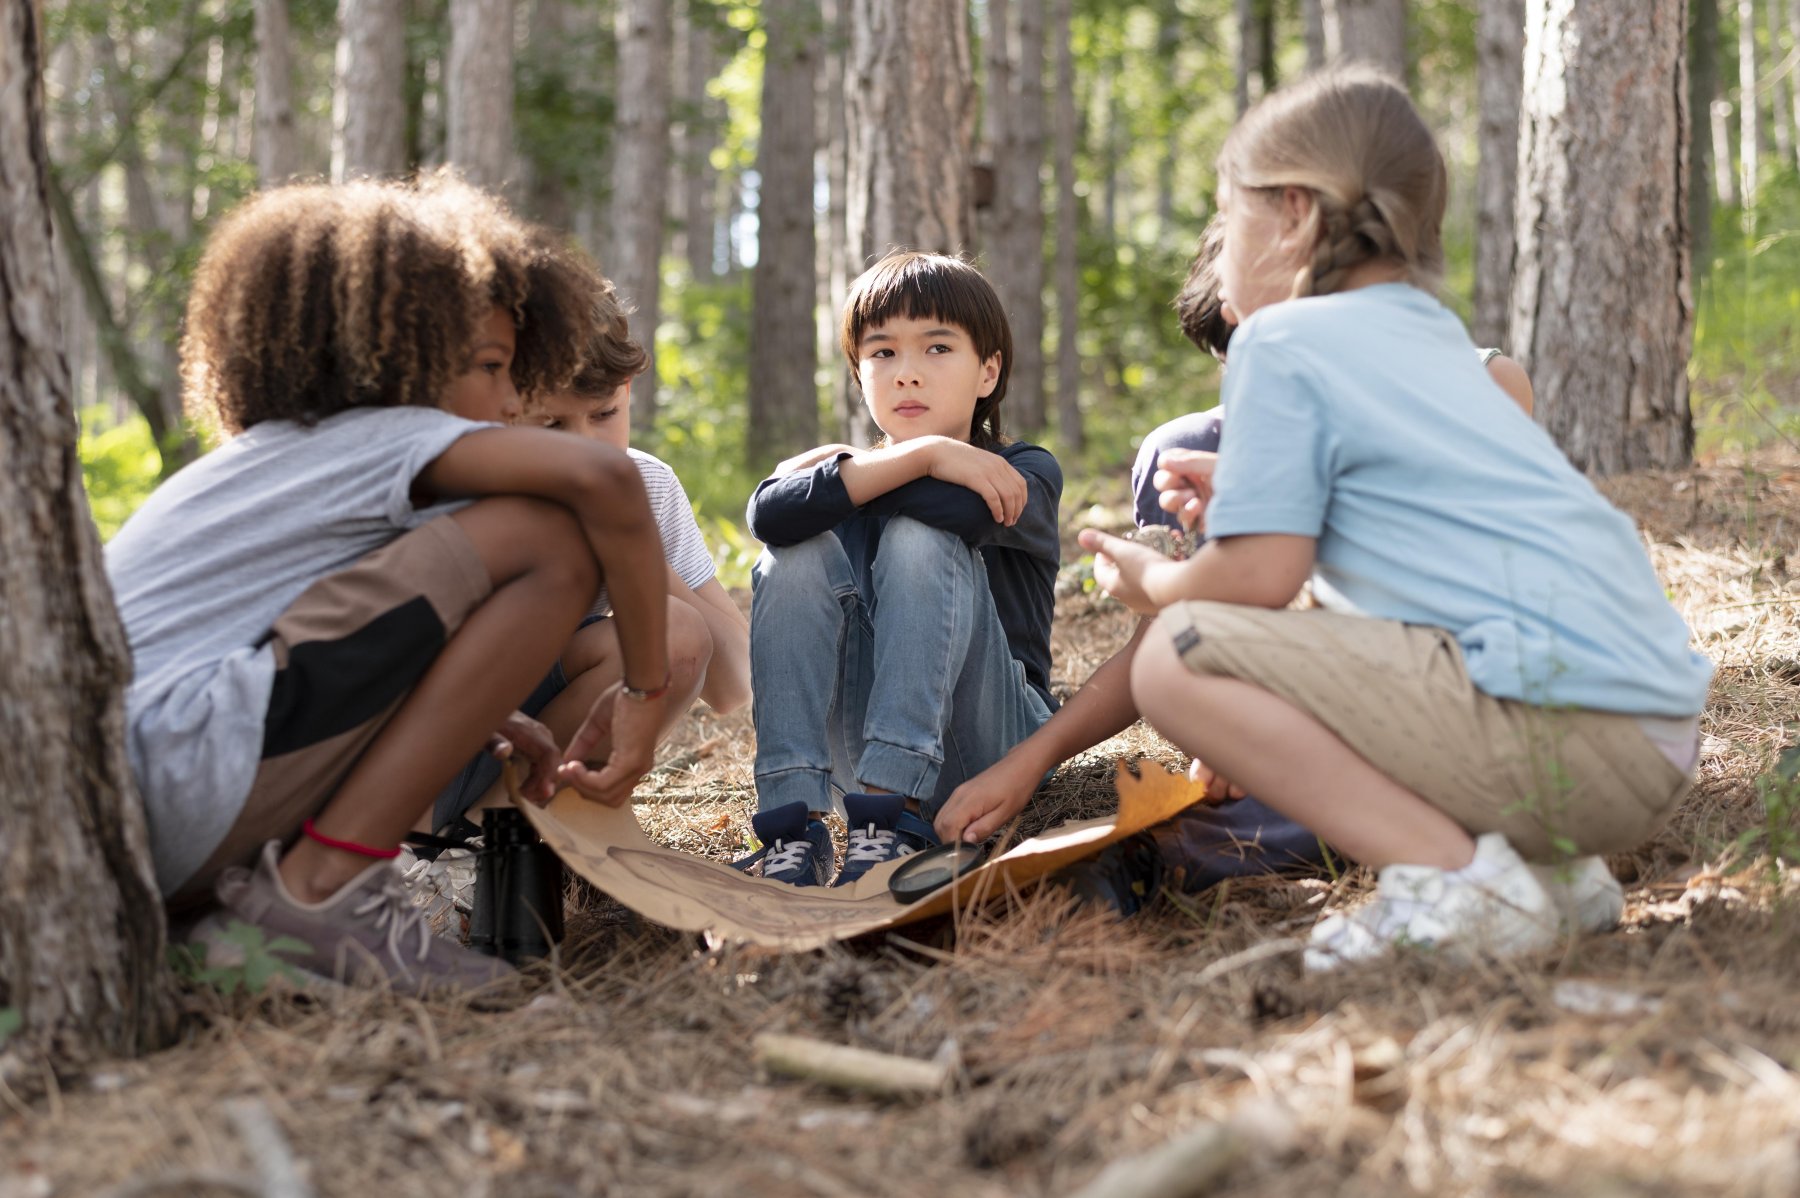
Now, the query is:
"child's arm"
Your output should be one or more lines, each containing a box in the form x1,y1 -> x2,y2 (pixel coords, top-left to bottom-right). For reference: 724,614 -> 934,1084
415,427 -> 669,804
1081,528 -> 1316,613
669,570 -> 751,712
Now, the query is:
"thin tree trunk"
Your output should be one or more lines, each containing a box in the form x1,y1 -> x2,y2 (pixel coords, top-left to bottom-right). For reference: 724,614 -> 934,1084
447,0 -> 516,193
1051,0 -> 1082,451
823,0 -> 855,441
523,0 -> 575,229
333,0 -> 408,180
1324,0 -> 1407,77
748,0 -> 820,468
1510,0 -> 1692,473
1474,0 -> 1524,348
1302,0 -> 1328,70
1790,0 -> 1800,168
1234,0 -> 1256,114
1739,0 -> 1761,200
1003,0 -> 1047,434
1712,97 -> 1740,204
612,0 -> 672,434
0,0 -> 174,1069
1257,0 -> 1278,94
1770,0 -> 1794,163
845,0 -> 975,444
681,0 -> 721,279
253,0 -> 300,184
1692,0 -> 1719,274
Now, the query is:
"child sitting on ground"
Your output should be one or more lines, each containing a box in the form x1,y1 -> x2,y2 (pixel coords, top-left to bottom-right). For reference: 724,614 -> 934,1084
106,176 -> 672,994
743,251 -> 1062,886
1082,68 -> 1710,971
431,285 -> 750,836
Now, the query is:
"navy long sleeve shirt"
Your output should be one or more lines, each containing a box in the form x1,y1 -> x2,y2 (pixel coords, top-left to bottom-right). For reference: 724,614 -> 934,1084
746,441 -> 1062,710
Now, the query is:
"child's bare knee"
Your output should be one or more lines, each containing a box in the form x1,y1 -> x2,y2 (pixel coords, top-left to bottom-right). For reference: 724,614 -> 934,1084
668,598 -> 714,682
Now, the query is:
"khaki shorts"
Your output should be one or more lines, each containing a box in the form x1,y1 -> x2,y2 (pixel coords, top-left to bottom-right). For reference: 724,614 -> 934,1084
1154,601 -> 1694,862
169,517 -> 491,911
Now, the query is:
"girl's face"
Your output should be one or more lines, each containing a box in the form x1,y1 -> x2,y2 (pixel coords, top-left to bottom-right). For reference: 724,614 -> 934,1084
856,314 -> 1000,444
1215,181 -> 1312,326
534,382 -> 630,452
443,306 -> 520,423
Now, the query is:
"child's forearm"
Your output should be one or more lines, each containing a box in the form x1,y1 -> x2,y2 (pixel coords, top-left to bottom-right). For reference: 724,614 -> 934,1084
570,464 -> 670,690
1142,534 -> 1315,610
837,437 -> 944,505
1014,620 -> 1149,772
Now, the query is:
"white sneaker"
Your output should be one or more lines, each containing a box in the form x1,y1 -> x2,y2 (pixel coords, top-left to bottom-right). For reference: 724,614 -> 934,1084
1305,833 -> 1561,972
1529,856 -> 1623,934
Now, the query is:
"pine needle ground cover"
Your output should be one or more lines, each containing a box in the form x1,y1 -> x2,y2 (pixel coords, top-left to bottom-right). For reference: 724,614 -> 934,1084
4,456 -> 1799,1198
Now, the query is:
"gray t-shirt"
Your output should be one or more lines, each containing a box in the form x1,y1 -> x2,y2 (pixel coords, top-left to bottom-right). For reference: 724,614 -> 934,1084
106,406 -> 492,895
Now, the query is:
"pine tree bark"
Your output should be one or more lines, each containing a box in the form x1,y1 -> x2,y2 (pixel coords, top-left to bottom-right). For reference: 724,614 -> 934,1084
822,0 -> 855,441
447,0 -> 516,194
844,0 -> 975,444
1692,0 -> 1719,274
996,0 -> 1046,434
1302,0 -> 1328,70
748,0 -> 820,468
1738,0 -> 1760,200
611,0 -> 673,434
1235,0 -> 1257,114
1051,0 -> 1082,451
1324,0 -> 1407,77
1509,0 -> 1693,474
333,0 -> 408,180
1474,0 -> 1524,349
253,0 -> 301,184
1790,0 -> 1800,168
680,0 -> 722,279
0,0 -> 174,1069
1769,0 -> 1794,163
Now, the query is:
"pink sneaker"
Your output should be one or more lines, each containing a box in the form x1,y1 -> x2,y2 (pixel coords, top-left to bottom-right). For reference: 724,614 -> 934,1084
215,841 -> 517,996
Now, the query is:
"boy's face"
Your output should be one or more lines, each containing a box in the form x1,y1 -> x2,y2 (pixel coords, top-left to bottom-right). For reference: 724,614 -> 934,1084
856,315 -> 1000,444
532,383 -> 630,451
443,306 -> 520,423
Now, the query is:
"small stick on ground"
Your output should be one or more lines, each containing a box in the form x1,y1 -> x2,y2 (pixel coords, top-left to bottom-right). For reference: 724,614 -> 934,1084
753,1032 -> 953,1098
1065,1122 -> 1245,1198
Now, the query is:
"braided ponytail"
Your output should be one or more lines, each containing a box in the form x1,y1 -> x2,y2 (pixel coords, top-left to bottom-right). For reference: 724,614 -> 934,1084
1220,68 -> 1446,301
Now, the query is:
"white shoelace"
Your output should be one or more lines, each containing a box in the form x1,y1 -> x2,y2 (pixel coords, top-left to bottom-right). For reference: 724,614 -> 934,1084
763,839 -> 815,877
353,872 -> 437,965
844,825 -> 917,865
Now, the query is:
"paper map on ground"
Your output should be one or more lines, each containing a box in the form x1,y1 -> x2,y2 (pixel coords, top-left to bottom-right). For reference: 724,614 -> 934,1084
522,762 -> 1208,950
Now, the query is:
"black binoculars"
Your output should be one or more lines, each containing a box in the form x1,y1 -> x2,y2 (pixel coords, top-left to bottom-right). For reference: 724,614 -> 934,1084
468,806 -> 566,965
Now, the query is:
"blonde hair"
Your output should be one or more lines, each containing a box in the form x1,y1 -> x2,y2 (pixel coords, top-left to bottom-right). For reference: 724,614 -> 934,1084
1218,67 -> 1447,300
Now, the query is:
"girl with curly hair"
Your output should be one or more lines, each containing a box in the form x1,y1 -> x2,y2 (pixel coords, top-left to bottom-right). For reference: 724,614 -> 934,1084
106,175 -> 670,994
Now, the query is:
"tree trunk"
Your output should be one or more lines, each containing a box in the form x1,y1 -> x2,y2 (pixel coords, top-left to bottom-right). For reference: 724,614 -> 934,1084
845,0 -> 975,444
0,0 -> 174,1069
1302,0 -> 1328,71
253,0 -> 301,184
1324,0 -> 1407,78
983,0 -> 1046,435
611,0 -> 673,434
680,0 -> 722,279
1790,0 -> 1800,169
1051,0 -> 1082,451
333,0 -> 409,180
1234,0 -> 1257,114
1738,0 -> 1760,200
447,0 -> 516,194
1474,0 -> 1524,349
748,0 -> 821,468
1770,0 -> 1794,163
1692,0 -> 1718,274
1509,0 -> 1692,474
522,0 -> 575,230
822,0 -> 856,441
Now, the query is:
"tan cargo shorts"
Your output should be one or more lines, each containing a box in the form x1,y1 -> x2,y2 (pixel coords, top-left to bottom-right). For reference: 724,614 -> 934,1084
1153,600 -> 1695,861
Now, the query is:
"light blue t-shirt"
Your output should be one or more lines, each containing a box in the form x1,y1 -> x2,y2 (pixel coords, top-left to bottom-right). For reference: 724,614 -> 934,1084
1205,284 -> 1711,717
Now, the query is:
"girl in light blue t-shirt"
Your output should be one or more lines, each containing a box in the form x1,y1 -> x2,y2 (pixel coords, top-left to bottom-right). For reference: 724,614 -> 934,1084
1081,68 -> 1712,973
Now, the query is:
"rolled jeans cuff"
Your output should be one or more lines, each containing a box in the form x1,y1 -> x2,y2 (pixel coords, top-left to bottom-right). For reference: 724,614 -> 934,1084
856,739 -> 943,811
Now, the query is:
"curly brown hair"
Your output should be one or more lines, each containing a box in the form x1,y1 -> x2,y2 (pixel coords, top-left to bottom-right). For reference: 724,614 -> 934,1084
180,173 -> 605,435
1173,215 -> 1232,360
564,276 -> 649,400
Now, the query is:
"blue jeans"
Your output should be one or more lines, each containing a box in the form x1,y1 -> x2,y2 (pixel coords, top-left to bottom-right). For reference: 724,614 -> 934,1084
751,517 -> 1051,818
1130,411 -> 1331,887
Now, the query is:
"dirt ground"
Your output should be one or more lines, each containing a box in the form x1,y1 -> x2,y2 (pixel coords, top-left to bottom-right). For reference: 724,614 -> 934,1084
4,454 -> 1800,1198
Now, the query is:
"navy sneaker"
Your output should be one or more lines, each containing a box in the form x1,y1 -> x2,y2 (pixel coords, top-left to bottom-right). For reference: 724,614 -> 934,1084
750,801 -> 833,886
834,793 -> 940,887
1054,831 -> 1166,917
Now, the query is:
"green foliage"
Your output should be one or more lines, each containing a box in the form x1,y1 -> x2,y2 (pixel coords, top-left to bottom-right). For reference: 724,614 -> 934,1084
1693,166 -> 1800,458
168,920 -> 311,996
1737,741 -> 1800,876
0,1006 -> 20,1048
79,406 -> 161,541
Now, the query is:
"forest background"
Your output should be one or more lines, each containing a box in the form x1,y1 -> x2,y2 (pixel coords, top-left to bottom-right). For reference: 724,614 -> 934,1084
54,0 -> 1800,561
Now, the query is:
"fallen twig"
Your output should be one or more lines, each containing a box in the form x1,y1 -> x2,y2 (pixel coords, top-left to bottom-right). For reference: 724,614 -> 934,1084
1064,1121 -> 1245,1198
753,1032 -> 952,1098
224,1098 -> 313,1198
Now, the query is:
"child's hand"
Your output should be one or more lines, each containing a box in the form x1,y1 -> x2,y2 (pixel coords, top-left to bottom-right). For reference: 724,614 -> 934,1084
557,689 -> 667,807
927,440 -> 1029,525
1078,528 -> 1166,614
773,443 -> 859,478
1189,756 -> 1246,802
935,750 -> 1043,844
1152,448 -> 1217,533
487,711 -> 561,805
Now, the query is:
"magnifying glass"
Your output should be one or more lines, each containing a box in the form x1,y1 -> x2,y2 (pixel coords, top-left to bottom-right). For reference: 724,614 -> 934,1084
888,840 -> 991,903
